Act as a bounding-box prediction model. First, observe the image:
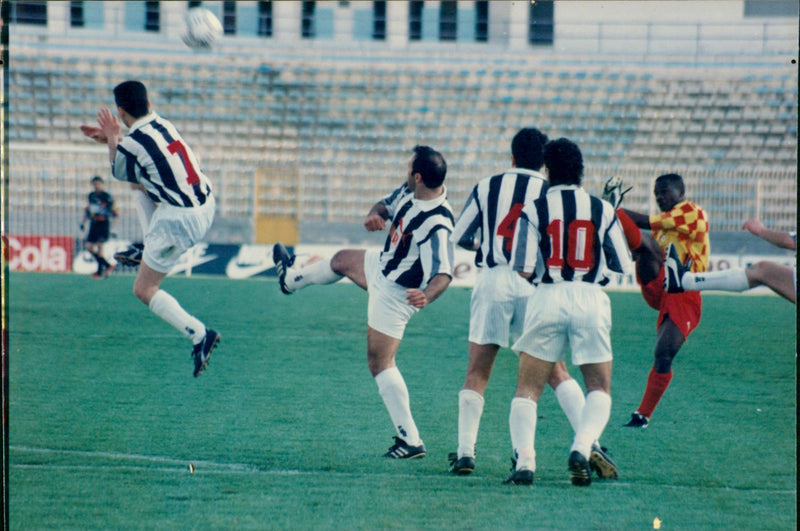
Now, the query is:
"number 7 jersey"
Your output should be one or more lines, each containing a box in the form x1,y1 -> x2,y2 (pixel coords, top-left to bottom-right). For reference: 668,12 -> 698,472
111,112 -> 212,208
511,184 -> 634,284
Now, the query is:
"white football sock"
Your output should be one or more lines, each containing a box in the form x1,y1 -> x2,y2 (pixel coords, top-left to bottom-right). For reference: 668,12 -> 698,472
682,268 -> 750,292
149,290 -> 206,344
375,367 -> 421,446
457,389 -> 485,459
286,256 -> 343,292
134,189 -> 156,235
554,378 -> 585,434
571,390 -> 611,459
509,397 -> 537,471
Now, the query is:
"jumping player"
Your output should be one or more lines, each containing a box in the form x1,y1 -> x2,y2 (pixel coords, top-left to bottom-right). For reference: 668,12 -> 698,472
605,174 -> 710,428
273,145 -> 454,460
80,80 -> 220,377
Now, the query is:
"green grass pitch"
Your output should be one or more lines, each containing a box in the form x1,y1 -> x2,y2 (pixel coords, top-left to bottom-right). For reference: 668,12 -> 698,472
7,272 -> 797,530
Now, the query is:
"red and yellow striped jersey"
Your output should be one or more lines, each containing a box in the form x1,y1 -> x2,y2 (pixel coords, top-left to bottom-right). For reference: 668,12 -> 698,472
649,200 -> 709,273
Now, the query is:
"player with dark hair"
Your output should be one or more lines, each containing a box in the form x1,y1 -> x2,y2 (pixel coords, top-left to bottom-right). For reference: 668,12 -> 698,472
80,80 -> 220,377
505,138 -> 633,486
448,128 -> 618,479
273,145 -> 455,459
81,175 -> 118,278
666,218 -> 796,303
604,174 -> 710,428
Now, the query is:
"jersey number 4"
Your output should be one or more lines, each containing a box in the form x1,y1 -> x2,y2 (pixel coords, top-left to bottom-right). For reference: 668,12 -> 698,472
167,140 -> 200,186
546,219 -> 595,272
497,203 -> 526,252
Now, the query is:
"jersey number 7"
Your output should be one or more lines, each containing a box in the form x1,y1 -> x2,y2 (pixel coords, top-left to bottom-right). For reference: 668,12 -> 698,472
167,140 -> 200,186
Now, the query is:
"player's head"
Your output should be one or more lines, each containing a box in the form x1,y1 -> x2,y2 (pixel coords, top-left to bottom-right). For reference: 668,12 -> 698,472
543,138 -> 583,186
408,145 -> 447,190
113,80 -> 150,119
511,127 -> 548,170
653,173 -> 685,212
90,175 -> 104,190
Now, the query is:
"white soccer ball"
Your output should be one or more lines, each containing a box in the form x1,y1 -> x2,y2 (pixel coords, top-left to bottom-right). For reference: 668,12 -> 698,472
182,7 -> 223,50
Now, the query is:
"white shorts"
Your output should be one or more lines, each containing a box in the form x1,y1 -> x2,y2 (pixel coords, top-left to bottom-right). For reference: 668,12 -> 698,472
365,249 -> 419,340
511,282 -> 613,366
469,265 -> 536,346
143,195 -> 215,274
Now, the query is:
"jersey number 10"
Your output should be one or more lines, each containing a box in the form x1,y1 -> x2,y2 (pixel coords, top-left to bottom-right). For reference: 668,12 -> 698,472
546,219 -> 595,272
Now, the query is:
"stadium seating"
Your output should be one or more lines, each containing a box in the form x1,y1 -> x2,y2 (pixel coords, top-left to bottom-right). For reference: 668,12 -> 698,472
7,47 -> 797,235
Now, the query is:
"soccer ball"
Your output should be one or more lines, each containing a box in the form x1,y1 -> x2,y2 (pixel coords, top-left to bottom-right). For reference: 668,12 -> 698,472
182,7 -> 223,50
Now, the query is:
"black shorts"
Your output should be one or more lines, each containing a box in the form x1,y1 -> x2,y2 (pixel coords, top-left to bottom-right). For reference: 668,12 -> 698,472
87,220 -> 110,243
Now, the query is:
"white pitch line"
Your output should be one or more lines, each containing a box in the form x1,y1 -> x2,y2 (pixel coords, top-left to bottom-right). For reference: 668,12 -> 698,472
9,446 -> 797,494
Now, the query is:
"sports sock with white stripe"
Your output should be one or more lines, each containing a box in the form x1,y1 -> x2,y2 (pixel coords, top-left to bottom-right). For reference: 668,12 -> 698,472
286,256 -> 343,292
374,367 -> 422,447
149,289 -> 206,344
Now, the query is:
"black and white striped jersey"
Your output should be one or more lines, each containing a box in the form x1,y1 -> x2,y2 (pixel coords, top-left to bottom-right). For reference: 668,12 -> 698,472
111,112 -> 212,208
378,183 -> 456,289
451,168 -> 548,268
511,184 -> 633,285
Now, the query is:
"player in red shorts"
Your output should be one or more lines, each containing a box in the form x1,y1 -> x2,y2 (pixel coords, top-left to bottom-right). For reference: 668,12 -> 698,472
603,174 -> 710,428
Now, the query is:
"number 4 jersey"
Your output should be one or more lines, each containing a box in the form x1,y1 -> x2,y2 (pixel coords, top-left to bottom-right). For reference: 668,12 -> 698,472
451,168 -> 548,268
511,184 -> 634,285
111,112 -> 212,208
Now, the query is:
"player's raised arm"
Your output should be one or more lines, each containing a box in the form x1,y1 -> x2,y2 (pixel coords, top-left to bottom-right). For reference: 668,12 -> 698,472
364,202 -> 389,231
742,218 -> 796,250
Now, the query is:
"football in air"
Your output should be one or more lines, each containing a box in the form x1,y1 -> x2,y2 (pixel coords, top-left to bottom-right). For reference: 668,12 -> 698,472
182,7 -> 223,50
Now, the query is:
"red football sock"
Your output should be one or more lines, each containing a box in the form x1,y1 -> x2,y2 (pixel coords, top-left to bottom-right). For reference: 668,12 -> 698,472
636,368 -> 673,418
616,209 -> 642,250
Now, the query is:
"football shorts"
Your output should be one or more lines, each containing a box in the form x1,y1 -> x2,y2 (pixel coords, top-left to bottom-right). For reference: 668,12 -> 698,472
639,265 -> 702,340
87,220 -> 110,243
512,282 -> 613,366
364,249 -> 419,340
143,195 -> 215,273
469,265 -> 535,346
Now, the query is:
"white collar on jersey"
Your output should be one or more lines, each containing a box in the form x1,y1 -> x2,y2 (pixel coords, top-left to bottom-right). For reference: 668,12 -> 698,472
547,184 -> 582,192
127,111 -> 159,133
505,167 -> 546,180
413,185 -> 448,211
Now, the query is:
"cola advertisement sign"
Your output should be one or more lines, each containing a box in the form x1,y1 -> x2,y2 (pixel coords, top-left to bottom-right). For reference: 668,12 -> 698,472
7,236 -> 74,272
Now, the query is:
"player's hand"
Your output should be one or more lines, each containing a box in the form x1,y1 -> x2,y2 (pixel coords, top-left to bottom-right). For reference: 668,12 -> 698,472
79,124 -> 108,144
96,108 -> 121,140
364,214 -> 386,232
742,218 -> 765,237
405,289 -> 428,309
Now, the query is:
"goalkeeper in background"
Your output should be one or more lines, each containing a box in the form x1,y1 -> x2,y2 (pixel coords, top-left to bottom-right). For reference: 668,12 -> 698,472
81,175 -> 117,278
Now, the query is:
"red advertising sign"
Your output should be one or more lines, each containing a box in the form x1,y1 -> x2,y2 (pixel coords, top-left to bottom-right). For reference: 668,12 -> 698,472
7,235 -> 74,272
